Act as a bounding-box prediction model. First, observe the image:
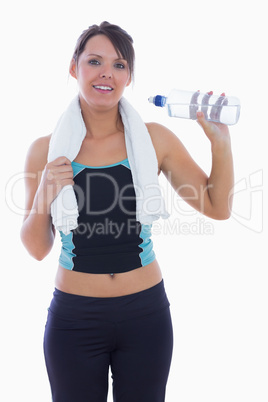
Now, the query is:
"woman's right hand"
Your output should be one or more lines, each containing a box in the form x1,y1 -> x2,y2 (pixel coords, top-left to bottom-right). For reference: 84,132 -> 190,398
21,136 -> 75,260
39,156 -> 74,208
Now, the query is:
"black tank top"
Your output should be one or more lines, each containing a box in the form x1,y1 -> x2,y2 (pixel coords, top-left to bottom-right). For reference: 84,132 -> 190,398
59,158 -> 155,274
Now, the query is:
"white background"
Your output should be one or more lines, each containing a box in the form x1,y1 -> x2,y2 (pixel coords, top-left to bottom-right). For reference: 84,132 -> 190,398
1,0 -> 267,401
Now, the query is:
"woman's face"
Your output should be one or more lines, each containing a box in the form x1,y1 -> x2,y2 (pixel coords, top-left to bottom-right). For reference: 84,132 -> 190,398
70,34 -> 131,110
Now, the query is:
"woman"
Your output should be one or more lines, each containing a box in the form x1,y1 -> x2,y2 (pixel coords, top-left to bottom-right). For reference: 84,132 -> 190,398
21,22 -> 234,402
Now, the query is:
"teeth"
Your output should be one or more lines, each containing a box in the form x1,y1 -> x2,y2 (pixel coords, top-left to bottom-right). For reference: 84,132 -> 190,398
94,86 -> 113,91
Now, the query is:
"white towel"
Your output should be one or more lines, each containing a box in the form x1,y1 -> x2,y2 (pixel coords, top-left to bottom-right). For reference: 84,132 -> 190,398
48,95 -> 169,235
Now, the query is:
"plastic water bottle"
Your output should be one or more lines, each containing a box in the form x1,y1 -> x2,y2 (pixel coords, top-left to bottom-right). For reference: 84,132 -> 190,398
148,89 -> 241,125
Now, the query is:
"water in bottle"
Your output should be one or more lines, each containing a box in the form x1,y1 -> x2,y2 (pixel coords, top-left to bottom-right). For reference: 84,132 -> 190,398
148,89 -> 241,125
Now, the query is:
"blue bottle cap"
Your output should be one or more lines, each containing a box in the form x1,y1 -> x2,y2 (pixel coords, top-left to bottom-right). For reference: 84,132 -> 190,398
154,95 -> 166,107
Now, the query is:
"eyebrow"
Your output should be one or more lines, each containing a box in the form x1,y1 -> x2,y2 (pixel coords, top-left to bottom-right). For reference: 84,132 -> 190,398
86,53 -> 126,61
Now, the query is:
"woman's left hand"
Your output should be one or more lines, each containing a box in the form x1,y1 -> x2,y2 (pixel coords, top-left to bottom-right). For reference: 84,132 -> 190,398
196,110 -> 231,145
196,91 -> 231,144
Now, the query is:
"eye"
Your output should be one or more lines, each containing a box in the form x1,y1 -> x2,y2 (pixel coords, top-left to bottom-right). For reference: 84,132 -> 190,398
88,59 -> 100,65
114,62 -> 126,69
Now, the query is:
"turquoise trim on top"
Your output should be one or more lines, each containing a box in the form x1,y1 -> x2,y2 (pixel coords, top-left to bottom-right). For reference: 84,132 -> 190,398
72,158 -> 130,177
72,158 -> 129,169
71,158 -> 130,177
59,231 -> 76,270
138,224 -> 156,266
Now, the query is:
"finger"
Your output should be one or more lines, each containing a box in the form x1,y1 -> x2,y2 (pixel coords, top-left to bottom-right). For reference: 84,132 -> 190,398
47,164 -> 73,178
210,93 -> 226,121
201,91 -> 213,119
46,164 -> 73,182
189,90 -> 200,119
57,171 -> 74,181
61,179 -> 74,187
47,171 -> 74,186
196,111 -> 206,125
196,111 -> 213,132
47,159 -> 73,173
54,164 -> 73,173
219,97 -> 228,121
52,156 -> 72,166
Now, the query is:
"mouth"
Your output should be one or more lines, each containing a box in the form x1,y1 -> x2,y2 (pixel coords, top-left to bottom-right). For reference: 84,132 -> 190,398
93,85 -> 114,92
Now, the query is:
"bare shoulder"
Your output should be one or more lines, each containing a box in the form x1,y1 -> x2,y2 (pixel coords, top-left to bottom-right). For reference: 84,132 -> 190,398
24,134 -> 51,173
145,122 -> 188,170
146,121 -> 179,142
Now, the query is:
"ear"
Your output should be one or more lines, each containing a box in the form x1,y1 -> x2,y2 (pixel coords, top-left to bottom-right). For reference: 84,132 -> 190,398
69,58 -> 77,79
126,75 -> 132,87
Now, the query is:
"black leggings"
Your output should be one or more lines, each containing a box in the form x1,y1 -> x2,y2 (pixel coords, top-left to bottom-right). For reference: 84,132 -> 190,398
43,280 -> 173,402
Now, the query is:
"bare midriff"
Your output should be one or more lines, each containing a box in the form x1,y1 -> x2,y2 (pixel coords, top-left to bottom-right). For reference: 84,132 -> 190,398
55,259 -> 163,297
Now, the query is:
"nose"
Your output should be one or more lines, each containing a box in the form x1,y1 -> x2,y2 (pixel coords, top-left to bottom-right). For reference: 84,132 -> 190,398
100,72 -> 112,79
100,64 -> 112,79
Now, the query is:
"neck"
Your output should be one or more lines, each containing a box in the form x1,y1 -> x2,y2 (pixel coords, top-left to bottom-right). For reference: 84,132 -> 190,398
79,96 -> 123,139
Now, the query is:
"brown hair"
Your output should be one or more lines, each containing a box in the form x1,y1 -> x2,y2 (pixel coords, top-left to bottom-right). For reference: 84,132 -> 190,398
72,21 -> 135,80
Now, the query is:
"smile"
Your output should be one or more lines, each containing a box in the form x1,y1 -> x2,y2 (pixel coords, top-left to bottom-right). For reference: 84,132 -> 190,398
93,85 -> 113,91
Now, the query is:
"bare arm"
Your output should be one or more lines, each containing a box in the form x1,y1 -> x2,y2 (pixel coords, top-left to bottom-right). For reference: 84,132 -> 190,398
197,112 -> 234,219
146,112 -> 234,220
20,136 -> 74,260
